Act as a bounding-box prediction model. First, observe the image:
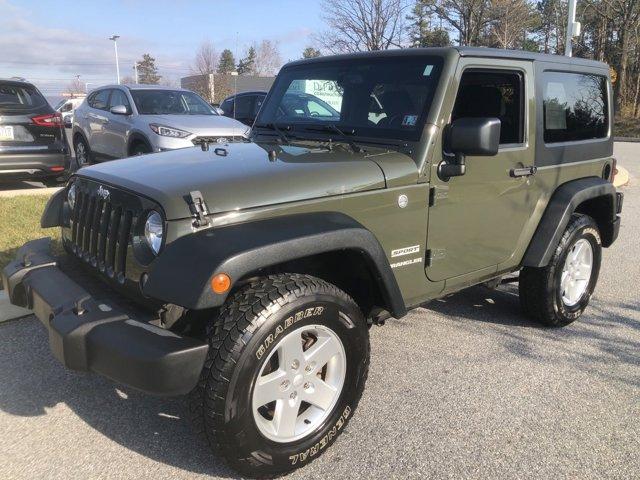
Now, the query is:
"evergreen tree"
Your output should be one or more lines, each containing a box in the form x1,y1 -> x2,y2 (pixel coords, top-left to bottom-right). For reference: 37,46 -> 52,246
406,1 -> 451,47
137,53 -> 161,85
217,49 -> 236,74
237,47 -> 257,75
302,47 -> 322,58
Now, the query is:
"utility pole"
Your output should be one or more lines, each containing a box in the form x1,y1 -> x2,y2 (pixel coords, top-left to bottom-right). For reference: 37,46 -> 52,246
109,35 -> 121,83
133,63 -> 139,84
564,0 -> 581,57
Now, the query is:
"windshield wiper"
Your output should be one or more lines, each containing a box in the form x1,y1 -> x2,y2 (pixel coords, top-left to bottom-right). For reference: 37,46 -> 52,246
254,122 -> 292,145
303,125 -> 363,153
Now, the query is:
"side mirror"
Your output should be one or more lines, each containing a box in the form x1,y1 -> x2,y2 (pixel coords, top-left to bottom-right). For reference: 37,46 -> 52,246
110,105 -> 130,115
439,117 -> 501,180
448,117 -> 501,156
214,107 -> 225,115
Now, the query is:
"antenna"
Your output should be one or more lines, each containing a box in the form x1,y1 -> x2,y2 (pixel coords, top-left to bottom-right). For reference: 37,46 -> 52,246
233,31 -> 239,141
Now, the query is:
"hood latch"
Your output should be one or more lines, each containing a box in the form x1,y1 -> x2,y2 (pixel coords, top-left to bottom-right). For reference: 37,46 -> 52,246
187,190 -> 210,228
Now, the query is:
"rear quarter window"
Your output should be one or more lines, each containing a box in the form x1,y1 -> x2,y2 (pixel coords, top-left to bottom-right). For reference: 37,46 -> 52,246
543,72 -> 608,143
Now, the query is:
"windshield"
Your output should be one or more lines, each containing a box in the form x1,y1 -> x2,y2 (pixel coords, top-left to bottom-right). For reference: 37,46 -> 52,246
130,89 -> 216,115
256,56 -> 443,142
0,84 -> 47,113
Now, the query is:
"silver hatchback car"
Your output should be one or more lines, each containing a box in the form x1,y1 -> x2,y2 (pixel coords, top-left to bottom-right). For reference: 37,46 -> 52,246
72,84 -> 250,164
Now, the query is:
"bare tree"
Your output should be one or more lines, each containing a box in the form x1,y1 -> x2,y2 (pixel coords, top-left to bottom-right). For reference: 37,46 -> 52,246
65,77 -> 84,97
317,0 -> 407,53
193,40 -> 218,75
254,40 -> 283,76
487,0 -> 536,49
191,41 -> 218,102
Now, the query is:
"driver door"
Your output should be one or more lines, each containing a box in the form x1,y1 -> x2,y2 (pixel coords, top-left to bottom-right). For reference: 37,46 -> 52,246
426,59 -> 539,283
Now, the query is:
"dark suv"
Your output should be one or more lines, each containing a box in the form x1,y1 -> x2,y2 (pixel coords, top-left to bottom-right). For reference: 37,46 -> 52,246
0,79 -> 71,186
219,91 -> 267,125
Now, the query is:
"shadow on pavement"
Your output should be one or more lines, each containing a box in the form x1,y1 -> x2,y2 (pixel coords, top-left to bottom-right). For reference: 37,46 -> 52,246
0,317 -> 237,478
425,285 -> 640,388
0,283 -> 637,476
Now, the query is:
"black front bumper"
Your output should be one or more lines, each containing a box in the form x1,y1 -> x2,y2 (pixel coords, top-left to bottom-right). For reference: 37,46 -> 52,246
2,238 -> 208,396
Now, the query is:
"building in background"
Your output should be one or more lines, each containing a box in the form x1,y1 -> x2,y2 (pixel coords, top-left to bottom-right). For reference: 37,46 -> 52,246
181,73 -> 275,104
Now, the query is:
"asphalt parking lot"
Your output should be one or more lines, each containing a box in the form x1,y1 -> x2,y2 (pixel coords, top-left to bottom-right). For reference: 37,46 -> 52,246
0,145 -> 638,480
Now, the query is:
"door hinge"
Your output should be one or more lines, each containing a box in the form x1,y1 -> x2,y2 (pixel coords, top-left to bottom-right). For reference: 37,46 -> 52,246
429,185 -> 449,206
187,190 -> 210,228
425,248 -> 446,267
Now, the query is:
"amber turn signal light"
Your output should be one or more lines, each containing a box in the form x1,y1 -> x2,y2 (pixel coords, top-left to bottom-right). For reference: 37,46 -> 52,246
211,273 -> 231,294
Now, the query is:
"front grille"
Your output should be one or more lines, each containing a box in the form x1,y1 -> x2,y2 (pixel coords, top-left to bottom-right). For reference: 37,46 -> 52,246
70,186 -> 136,282
192,136 -> 246,145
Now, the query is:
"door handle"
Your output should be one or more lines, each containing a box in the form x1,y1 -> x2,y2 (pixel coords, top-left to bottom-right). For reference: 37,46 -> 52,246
510,165 -> 537,178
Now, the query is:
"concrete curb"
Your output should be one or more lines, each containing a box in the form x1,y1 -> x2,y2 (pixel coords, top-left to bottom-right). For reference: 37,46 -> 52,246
0,187 -> 61,198
0,291 -> 32,324
614,137 -> 640,143
614,166 -> 630,188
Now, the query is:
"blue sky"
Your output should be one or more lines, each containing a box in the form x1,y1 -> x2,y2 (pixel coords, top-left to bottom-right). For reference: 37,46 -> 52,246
0,0 -> 325,99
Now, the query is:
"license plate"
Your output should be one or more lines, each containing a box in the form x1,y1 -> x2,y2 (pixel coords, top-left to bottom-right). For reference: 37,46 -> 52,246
0,126 -> 14,141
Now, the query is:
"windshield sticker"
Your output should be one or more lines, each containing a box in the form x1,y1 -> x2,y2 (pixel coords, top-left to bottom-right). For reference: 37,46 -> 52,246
402,115 -> 418,127
423,65 -> 434,76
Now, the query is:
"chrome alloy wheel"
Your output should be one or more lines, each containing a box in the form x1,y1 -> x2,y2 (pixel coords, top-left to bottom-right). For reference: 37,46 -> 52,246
560,238 -> 594,306
251,324 -> 346,443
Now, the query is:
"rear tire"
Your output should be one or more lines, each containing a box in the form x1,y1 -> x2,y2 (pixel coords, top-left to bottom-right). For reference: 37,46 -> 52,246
188,273 -> 370,477
73,135 -> 91,167
519,214 -> 602,327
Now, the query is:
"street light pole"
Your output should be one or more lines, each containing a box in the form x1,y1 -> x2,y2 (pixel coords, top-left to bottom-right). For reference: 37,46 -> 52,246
133,62 -> 139,84
109,35 -> 121,84
564,0 -> 580,57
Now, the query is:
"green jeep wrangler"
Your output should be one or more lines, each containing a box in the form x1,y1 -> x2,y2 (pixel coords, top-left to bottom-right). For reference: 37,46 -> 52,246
2,47 -> 623,476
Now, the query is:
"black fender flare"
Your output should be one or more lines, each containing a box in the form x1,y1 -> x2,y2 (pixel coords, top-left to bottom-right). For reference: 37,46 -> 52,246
144,212 -> 406,318
41,187 -> 67,228
522,177 -> 618,268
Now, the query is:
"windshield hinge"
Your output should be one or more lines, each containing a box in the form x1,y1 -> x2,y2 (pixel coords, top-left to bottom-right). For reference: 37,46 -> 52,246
187,190 -> 210,228
428,185 -> 449,207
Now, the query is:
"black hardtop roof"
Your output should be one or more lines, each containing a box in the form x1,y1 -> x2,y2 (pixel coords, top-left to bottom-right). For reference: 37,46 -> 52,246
284,46 -> 609,71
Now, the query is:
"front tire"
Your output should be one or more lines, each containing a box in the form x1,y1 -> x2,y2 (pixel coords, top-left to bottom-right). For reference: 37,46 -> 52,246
188,274 -> 370,477
130,142 -> 151,156
519,214 -> 602,327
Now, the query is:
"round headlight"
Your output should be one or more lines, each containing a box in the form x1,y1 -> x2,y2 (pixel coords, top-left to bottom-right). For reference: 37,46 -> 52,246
67,184 -> 77,210
144,211 -> 164,255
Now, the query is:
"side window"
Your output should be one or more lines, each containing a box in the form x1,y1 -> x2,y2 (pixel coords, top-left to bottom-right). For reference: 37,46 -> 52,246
452,70 -> 524,145
220,99 -> 234,115
88,90 -> 110,111
542,72 -> 608,143
234,95 -> 254,118
109,89 -> 130,109
60,102 -> 72,112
